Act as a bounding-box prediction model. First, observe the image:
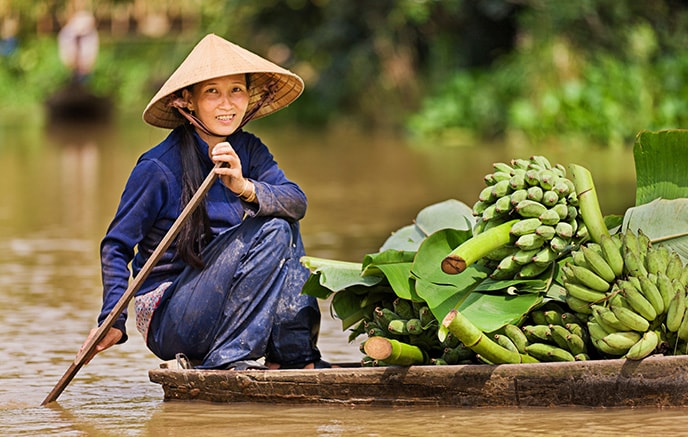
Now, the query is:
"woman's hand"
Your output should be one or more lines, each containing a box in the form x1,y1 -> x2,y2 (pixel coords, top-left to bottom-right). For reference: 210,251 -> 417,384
79,326 -> 123,365
211,141 -> 255,200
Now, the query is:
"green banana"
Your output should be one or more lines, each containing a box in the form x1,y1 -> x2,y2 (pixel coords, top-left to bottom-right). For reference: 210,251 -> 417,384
516,199 -> 548,218
555,163 -> 568,178
568,264 -> 611,292
495,334 -> 519,354
624,246 -> 649,277
511,248 -> 539,265
680,266 -> 688,288
591,304 -> 632,332
479,185 -> 496,202
531,155 -> 552,170
510,218 -> 542,237
542,190 -> 559,207
516,261 -> 551,278
552,179 -> 571,197
550,235 -> 570,253
509,174 -> 526,191
418,306 -> 435,327
565,321 -> 586,339
677,309 -> 688,341
494,194 -> 512,214
594,338 -> 628,356
539,208 -> 561,226
543,309 -> 564,326
392,298 -> 415,320
522,324 -> 551,343
515,233 -> 546,251
575,221 -> 589,240
587,321 -> 611,341
656,272 -> 676,310
405,318 -> 423,335
374,307 -> 401,328
555,221 -> 574,239
549,324 -> 573,350
511,158 -> 531,170
637,229 -> 651,259
571,250 -> 588,268
601,331 -> 642,351
492,179 -> 512,198
525,342 -> 575,362
637,274 -> 664,315
481,204 -> 499,222
581,245 -> 616,283
625,330 -> 659,360
575,353 -> 590,361
530,310 -> 548,326
503,324 -> 528,354
610,303 -> 650,332
532,247 -> 557,266
493,162 -> 514,174
496,253 -> 519,272
535,225 -> 556,241
564,281 -> 607,303
565,332 -> 587,355
666,286 -> 686,333
538,169 -> 556,190
618,279 -> 657,321
387,319 -> 409,335
552,203 -> 569,221
666,252 -> 684,281
526,185 -> 544,202
623,230 -> 640,256
565,294 -> 593,315
645,245 -> 668,276
510,189 -> 529,206
600,234 -> 624,278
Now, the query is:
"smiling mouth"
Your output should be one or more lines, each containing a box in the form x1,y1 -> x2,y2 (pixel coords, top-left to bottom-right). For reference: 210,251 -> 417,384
216,115 -> 235,122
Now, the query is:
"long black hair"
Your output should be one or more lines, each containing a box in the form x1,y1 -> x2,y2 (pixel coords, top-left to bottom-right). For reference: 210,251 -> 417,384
176,122 -> 211,269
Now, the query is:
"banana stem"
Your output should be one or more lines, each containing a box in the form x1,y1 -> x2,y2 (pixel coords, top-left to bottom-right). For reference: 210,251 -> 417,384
363,337 -> 427,366
569,164 -> 610,244
441,309 -> 539,364
441,219 -> 519,274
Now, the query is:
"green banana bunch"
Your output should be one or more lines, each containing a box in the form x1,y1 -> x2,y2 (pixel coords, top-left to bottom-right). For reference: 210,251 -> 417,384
352,297 -> 479,366
563,228 -> 688,360
498,301 -> 590,362
473,156 -> 586,281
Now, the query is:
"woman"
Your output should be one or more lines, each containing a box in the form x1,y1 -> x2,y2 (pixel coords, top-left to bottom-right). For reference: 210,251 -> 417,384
81,34 -> 327,370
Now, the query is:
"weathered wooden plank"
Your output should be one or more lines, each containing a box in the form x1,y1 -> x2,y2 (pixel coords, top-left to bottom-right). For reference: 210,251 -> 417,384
148,355 -> 688,407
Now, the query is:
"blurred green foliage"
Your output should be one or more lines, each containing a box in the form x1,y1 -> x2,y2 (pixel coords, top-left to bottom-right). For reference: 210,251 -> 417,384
409,1 -> 688,146
3,0 -> 688,146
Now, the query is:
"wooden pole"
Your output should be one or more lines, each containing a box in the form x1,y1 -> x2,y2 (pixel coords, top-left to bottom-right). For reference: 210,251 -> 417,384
41,163 -> 221,406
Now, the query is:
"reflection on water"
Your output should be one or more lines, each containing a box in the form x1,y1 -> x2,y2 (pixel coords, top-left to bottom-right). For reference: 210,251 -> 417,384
1,116 -> 665,435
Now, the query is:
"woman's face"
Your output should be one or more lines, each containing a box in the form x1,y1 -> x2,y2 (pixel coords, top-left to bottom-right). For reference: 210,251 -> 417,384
183,74 -> 250,143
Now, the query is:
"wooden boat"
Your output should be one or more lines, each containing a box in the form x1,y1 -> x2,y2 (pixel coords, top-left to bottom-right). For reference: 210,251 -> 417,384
45,82 -> 112,123
149,354 -> 688,407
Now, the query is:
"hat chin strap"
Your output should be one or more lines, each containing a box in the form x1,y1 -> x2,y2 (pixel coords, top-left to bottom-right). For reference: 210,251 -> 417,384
167,82 -> 278,137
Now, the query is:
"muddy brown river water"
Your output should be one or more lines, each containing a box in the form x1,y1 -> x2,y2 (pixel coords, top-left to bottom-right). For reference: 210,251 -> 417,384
3,115 -> 686,435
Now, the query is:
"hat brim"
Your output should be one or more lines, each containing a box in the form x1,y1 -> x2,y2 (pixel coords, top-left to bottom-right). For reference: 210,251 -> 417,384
142,34 -> 304,129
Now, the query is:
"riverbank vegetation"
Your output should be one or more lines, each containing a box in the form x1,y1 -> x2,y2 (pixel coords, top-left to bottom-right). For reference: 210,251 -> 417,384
2,0 -> 688,146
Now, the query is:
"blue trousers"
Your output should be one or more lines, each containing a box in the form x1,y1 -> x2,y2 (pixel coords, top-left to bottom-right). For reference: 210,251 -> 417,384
146,217 -> 322,369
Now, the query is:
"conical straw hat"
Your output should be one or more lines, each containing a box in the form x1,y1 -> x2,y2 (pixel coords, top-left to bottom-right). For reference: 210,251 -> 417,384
143,33 -> 304,129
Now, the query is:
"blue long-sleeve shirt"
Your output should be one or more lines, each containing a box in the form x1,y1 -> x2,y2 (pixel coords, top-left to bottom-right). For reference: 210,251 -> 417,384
97,126 -> 307,342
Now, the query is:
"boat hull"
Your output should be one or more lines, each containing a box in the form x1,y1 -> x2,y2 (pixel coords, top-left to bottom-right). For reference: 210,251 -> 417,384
148,354 -> 688,407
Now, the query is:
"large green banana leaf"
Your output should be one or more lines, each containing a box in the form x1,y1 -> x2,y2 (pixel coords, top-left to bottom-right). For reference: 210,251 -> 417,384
623,130 -> 688,261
